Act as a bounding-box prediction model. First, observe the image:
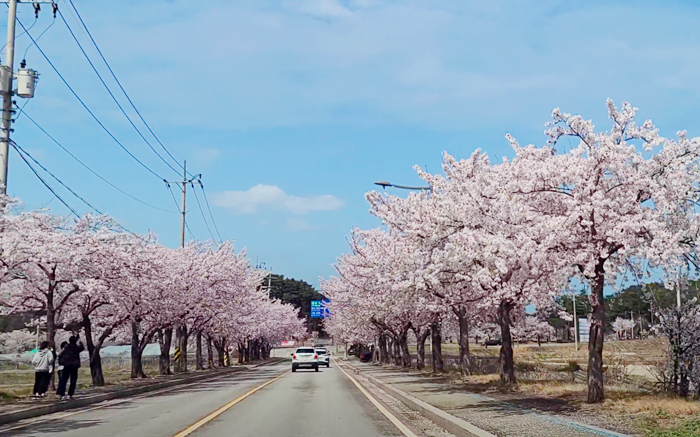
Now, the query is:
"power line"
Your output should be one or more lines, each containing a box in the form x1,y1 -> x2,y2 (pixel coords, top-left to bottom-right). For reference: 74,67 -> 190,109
199,184 -> 223,242
57,9 -> 181,177
192,184 -> 216,242
16,106 -> 176,213
16,18 -> 168,182
12,142 -> 80,218
66,0 -> 191,177
13,140 -> 141,236
13,141 -> 104,214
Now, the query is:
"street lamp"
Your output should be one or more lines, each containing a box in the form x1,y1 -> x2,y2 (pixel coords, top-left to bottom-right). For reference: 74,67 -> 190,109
374,181 -> 431,191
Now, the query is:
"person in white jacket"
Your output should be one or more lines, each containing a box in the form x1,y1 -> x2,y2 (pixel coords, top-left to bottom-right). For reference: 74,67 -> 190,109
32,341 -> 54,399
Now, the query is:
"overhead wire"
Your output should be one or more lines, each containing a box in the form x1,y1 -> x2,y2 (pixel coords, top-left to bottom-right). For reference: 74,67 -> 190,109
1,14 -> 37,56
56,9 -> 181,177
12,140 -> 103,214
23,15 -> 55,60
65,0 -> 191,177
192,184 -> 216,242
13,140 -> 142,236
16,17 -> 168,181
16,106 -> 176,213
199,184 -> 223,242
12,142 -> 80,218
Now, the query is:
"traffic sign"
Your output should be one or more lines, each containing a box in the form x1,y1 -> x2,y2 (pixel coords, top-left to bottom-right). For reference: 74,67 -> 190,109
310,300 -> 330,319
579,318 -> 590,343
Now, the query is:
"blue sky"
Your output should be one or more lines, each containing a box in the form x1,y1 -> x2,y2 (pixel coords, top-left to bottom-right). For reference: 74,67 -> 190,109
6,0 -> 700,288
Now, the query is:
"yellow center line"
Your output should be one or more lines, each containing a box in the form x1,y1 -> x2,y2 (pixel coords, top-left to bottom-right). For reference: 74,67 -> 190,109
172,370 -> 290,437
333,357 -> 418,437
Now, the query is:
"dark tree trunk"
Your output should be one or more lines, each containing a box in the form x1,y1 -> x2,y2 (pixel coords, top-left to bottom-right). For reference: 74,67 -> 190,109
378,335 -> 388,364
207,335 -> 214,369
412,327 -> 430,370
454,306 -> 472,377
238,343 -> 246,364
392,337 -> 401,366
497,300 -> 516,385
214,338 -> 226,367
587,262 -> 606,403
83,314 -> 107,386
399,328 -> 411,368
159,328 -> 173,375
195,330 -> 204,370
130,320 -> 147,378
430,321 -> 444,373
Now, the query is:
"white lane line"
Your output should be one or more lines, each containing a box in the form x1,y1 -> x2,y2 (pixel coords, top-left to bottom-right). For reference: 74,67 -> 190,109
334,358 -> 418,437
172,370 -> 290,437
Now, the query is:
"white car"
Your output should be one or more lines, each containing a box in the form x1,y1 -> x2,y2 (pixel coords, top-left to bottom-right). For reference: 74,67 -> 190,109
315,347 -> 330,368
291,347 -> 318,372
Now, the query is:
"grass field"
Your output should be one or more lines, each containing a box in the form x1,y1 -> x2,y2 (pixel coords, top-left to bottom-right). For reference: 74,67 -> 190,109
407,338 -> 700,436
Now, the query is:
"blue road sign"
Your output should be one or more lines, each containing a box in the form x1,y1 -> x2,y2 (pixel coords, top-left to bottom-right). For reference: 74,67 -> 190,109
311,300 -> 330,319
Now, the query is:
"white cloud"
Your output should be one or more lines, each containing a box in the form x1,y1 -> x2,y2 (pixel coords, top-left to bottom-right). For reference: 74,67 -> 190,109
213,184 -> 344,215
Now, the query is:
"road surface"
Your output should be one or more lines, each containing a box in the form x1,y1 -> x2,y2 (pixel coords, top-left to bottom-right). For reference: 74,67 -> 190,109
1,360 -> 409,437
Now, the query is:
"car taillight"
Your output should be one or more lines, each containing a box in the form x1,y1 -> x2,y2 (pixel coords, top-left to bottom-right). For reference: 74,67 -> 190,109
314,355 -> 318,359
292,355 -> 296,359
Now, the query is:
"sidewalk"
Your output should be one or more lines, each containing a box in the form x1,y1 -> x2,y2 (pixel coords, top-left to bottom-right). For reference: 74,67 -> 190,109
347,361 -> 634,437
0,359 -> 281,425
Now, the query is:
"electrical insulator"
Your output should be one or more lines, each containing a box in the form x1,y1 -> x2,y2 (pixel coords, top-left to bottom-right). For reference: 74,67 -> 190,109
16,67 -> 38,99
0,66 -> 11,94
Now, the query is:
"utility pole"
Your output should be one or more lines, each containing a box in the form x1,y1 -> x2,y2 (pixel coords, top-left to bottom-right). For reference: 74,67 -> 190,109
0,1 -> 48,195
573,294 -> 578,351
165,161 -> 201,248
0,0 -> 18,194
267,269 -> 272,298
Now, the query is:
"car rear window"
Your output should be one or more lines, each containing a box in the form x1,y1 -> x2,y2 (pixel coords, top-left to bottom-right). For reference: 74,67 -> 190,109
316,349 -> 327,354
296,348 -> 315,354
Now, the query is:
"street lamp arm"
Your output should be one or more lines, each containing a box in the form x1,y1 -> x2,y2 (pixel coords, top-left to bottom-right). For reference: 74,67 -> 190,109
374,181 -> 431,191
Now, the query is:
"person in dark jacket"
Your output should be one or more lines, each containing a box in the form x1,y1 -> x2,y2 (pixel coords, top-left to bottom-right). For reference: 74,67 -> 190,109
57,341 -> 68,382
56,336 -> 84,400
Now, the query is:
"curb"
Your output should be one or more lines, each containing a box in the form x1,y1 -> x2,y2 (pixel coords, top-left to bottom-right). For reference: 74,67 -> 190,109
342,362 -> 631,437
0,359 -> 281,426
340,361 -> 495,437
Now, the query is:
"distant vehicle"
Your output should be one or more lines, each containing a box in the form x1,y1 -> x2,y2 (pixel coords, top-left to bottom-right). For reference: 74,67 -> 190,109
484,339 -> 502,346
292,347 -> 318,372
315,347 -> 330,368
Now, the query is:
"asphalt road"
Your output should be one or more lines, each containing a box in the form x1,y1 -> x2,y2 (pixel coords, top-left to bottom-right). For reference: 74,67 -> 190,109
1,360 -> 406,437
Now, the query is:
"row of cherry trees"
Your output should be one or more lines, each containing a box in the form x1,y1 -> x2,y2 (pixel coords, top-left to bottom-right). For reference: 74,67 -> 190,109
0,210 -> 306,386
323,100 -> 700,403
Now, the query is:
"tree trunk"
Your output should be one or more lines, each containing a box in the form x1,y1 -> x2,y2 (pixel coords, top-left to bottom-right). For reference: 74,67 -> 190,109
587,262 -> 606,403
391,337 -> 401,366
454,307 -> 472,377
430,321 -> 444,373
497,300 -> 516,385
195,330 -> 204,370
130,320 -> 147,378
378,335 -> 388,364
399,329 -> 411,368
238,343 -> 246,364
159,328 -> 173,375
413,327 -> 430,370
83,314 -> 105,386
207,335 -> 214,369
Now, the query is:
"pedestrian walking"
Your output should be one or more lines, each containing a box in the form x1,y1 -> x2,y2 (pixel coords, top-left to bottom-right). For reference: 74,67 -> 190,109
56,341 -> 68,384
31,341 -> 54,399
56,336 -> 84,400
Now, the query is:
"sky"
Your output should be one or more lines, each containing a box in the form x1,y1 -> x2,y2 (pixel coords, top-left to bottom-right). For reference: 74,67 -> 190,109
5,0 -> 700,288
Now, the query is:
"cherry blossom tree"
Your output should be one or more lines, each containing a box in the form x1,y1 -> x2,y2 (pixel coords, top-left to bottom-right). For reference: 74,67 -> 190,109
504,100 -> 700,402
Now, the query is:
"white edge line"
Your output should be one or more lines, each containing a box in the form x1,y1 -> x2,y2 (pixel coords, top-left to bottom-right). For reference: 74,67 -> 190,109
334,357 -> 418,437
